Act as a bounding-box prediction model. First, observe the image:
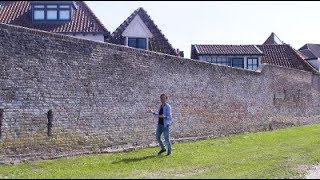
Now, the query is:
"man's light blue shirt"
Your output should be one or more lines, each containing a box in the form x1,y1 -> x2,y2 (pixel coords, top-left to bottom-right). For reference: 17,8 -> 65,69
153,103 -> 172,126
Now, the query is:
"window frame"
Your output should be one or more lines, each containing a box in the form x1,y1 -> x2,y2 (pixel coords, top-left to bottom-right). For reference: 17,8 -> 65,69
231,57 -> 244,68
127,37 -> 147,50
32,3 -> 72,22
247,57 -> 259,70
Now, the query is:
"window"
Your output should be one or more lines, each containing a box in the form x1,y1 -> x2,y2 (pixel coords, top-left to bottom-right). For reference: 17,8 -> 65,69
204,56 -> 211,63
128,38 -> 147,50
34,10 -> 45,20
59,10 -> 70,20
34,5 -> 44,8
216,57 -> 231,66
232,58 -> 244,68
47,10 -> 58,20
32,4 -> 71,21
247,57 -> 259,70
211,57 -> 217,63
58,5 -> 71,20
0,2 -> 6,9
47,5 -> 58,8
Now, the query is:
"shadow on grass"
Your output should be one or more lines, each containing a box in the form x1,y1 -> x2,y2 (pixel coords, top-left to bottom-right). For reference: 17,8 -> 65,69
111,154 -> 159,164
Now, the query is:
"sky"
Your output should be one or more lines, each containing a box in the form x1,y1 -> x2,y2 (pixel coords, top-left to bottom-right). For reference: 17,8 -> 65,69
85,1 -> 320,58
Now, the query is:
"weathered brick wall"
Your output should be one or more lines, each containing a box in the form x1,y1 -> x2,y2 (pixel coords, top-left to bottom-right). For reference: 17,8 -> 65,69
0,23 -> 319,163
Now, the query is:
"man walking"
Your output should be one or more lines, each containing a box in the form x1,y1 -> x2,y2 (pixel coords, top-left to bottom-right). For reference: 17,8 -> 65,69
148,94 -> 173,156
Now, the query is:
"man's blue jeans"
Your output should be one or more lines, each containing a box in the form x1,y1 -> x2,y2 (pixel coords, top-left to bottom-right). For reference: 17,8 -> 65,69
156,124 -> 172,154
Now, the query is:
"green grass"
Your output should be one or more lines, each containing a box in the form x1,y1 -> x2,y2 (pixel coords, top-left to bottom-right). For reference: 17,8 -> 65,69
1,124 -> 320,179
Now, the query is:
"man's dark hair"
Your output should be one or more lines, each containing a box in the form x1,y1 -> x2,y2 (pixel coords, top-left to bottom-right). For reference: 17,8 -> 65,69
160,94 -> 168,99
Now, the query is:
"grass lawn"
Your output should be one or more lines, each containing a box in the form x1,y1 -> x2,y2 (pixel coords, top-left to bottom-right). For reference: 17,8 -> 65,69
1,124 -> 320,179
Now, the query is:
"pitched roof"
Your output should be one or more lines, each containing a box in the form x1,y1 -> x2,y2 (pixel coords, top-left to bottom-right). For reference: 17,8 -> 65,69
108,7 -> 179,56
192,44 -> 263,55
263,32 -> 284,45
0,1 -> 109,35
298,44 -> 320,60
256,44 -> 316,72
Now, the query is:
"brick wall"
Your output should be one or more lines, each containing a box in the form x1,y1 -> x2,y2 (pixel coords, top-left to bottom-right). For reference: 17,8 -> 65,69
0,23 -> 319,163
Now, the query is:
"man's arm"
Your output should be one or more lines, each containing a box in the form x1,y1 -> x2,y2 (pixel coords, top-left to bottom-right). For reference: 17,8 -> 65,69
148,109 -> 159,116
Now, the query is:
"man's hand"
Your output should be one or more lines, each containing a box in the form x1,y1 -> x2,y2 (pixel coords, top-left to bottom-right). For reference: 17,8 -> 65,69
159,115 -> 165,118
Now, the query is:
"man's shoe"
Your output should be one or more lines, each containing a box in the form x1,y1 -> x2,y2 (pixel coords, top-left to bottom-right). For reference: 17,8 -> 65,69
166,153 -> 171,156
158,149 -> 166,155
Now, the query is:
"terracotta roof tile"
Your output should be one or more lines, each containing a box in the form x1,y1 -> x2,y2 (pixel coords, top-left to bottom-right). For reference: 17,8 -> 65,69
0,1 -> 109,35
257,44 -> 316,72
192,44 -> 263,55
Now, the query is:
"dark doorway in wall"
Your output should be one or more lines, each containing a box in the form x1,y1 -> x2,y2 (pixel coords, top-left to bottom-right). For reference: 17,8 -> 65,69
0,109 -> 3,139
47,109 -> 53,137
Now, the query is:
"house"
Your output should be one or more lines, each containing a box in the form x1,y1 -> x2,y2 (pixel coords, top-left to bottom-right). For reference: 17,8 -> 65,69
190,32 -> 317,73
107,7 -> 183,57
190,45 -> 263,71
0,1 -> 110,42
257,44 -> 316,72
298,44 -> 320,71
191,44 -> 316,73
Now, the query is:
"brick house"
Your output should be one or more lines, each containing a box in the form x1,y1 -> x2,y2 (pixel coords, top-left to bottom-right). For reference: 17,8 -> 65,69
107,7 -> 184,57
0,1 -> 110,42
298,44 -> 320,72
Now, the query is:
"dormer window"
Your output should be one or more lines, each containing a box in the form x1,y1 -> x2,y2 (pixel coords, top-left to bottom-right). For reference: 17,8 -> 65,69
32,4 -> 72,22
122,15 -> 153,51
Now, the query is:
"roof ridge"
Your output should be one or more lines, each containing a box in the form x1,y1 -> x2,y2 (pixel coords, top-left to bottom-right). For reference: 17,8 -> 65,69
195,44 -> 267,46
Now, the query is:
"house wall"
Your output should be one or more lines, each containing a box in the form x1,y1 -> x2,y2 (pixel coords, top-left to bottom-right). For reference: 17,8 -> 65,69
121,15 -> 153,38
72,33 -> 105,42
198,55 -> 262,70
0,23 -> 319,163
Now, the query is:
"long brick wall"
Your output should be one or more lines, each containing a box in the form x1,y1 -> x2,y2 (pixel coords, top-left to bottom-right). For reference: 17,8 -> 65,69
0,23 -> 319,163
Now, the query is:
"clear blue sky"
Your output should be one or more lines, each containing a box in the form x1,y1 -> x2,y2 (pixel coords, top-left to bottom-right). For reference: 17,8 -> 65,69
86,1 -> 320,58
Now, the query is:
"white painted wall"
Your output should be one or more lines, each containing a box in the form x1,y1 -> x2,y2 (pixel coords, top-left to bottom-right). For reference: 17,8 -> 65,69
73,34 -> 105,42
63,33 -> 105,42
122,15 -> 153,38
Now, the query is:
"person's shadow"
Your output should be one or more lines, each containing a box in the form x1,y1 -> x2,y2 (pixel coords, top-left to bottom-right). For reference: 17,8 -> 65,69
111,154 -> 159,164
